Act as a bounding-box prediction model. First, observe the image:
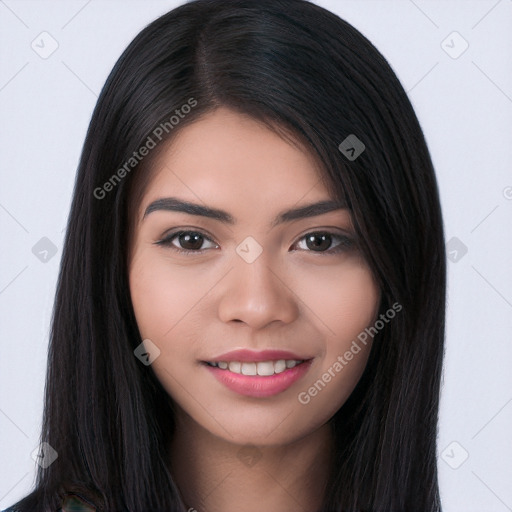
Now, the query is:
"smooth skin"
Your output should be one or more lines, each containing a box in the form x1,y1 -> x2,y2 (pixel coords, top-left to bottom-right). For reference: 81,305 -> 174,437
128,107 -> 381,512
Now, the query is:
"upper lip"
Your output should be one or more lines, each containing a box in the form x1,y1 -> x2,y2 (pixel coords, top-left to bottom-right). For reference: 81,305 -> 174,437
204,349 -> 313,363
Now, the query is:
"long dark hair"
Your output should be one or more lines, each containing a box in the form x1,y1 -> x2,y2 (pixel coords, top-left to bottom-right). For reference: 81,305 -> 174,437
8,0 -> 446,510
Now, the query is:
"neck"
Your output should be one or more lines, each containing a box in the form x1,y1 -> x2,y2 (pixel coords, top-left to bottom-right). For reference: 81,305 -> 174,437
168,411 -> 333,512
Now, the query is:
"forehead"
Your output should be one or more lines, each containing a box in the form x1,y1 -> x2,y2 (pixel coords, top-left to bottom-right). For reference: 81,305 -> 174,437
138,107 -> 331,214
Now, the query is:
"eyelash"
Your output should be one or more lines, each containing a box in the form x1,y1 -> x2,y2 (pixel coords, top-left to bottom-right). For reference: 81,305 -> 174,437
154,229 -> 355,256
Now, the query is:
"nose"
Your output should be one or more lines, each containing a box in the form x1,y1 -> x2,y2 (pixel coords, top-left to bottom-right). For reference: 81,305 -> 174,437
217,252 -> 299,330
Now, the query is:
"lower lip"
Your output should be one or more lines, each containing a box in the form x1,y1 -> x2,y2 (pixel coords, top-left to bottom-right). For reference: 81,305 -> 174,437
204,360 -> 313,398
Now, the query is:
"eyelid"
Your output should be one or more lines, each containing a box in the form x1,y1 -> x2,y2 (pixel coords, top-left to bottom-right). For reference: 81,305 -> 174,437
153,228 -> 219,253
154,226 -> 356,255
293,230 -> 355,254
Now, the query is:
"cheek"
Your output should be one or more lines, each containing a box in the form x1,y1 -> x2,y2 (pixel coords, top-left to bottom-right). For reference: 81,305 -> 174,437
128,244 -> 381,444
294,255 -> 380,344
128,249 -> 217,400
292,256 -> 380,419
129,249 -> 210,341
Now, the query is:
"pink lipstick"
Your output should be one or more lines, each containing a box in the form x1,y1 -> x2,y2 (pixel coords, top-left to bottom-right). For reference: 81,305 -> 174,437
202,349 -> 313,398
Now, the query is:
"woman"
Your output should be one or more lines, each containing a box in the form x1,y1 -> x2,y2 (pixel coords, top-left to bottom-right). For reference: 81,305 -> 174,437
4,0 -> 446,510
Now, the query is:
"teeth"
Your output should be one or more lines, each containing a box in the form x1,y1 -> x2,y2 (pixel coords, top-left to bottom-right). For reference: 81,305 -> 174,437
208,359 -> 303,376
257,361 -> 274,376
228,361 -> 241,373
274,359 -> 287,373
241,362 -> 257,375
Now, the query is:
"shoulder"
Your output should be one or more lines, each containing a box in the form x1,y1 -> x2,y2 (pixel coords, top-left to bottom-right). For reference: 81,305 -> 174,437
2,492 -> 95,512
1,506 -> 45,512
0,504 -> 59,512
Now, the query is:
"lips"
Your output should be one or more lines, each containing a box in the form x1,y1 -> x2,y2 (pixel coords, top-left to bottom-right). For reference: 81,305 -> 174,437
207,359 -> 304,376
205,348 -> 311,363
202,349 -> 314,398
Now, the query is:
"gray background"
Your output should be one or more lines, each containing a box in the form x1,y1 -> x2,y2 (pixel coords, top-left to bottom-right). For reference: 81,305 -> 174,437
1,1 -> 511,510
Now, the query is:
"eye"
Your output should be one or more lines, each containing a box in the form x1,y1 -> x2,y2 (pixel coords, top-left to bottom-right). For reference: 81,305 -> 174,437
154,230 -> 218,254
154,229 -> 355,256
293,231 -> 354,254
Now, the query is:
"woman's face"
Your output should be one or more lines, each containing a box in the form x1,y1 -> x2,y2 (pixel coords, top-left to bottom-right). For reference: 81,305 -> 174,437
128,107 -> 380,445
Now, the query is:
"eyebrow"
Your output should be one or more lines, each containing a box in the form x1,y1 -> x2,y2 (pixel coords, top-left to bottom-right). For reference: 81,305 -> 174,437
143,197 -> 347,228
